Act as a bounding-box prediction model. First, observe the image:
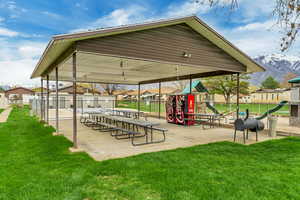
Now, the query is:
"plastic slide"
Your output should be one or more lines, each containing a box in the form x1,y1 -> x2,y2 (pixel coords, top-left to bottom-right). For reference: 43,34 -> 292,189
205,101 -> 220,115
255,101 -> 288,120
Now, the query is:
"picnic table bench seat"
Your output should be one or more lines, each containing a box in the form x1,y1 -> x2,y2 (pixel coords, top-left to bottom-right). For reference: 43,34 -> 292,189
82,112 -> 167,146
131,126 -> 167,146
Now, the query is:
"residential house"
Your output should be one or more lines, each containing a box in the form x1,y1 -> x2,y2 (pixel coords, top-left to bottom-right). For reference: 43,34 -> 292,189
250,89 -> 290,103
118,87 -> 179,101
47,85 -> 115,109
5,87 -> 35,104
112,90 -> 133,100
0,90 -> 8,108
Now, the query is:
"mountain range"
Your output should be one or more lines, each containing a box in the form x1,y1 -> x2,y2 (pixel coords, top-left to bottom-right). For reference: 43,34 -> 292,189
251,53 -> 300,86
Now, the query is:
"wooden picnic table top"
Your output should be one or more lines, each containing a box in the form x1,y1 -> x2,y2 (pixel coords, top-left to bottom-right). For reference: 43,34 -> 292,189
91,113 -> 159,127
84,109 -> 143,115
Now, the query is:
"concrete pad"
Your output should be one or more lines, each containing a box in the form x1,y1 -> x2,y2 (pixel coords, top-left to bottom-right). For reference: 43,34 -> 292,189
52,132 -> 62,136
0,107 -> 12,123
49,116 -> 284,161
69,147 -> 84,153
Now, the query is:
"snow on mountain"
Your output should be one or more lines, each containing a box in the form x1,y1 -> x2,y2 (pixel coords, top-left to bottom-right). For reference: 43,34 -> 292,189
250,53 -> 300,86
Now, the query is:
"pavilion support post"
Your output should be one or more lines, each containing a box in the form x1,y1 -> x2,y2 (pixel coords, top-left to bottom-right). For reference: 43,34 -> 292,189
158,82 -> 161,119
55,67 -> 59,134
189,75 -> 192,94
46,75 -> 49,124
236,73 -> 240,119
138,83 -> 141,119
41,78 -> 44,120
72,52 -> 78,149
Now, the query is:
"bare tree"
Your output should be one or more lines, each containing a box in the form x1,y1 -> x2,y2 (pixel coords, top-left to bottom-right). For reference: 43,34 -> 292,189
100,84 -> 123,95
195,0 -> 238,10
172,80 -> 189,91
273,0 -> 300,51
194,0 -> 300,51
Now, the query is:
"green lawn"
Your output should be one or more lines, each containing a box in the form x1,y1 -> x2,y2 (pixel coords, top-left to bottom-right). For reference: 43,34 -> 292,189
117,100 -> 163,113
0,108 -> 4,114
214,103 -> 290,116
1,107 -> 300,199
116,100 -> 290,116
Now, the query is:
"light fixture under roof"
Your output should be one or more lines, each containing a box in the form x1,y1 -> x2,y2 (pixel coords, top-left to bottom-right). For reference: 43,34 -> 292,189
183,52 -> 192,58
120,60 -> 126,80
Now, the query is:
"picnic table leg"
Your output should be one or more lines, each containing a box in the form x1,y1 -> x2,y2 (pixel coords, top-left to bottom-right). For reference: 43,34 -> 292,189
145,127 -> 148,144
151,126 -> 153,142
234,129 -> 237,142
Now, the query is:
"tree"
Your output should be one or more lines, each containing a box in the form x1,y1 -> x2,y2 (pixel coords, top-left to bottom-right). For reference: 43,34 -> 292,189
203,74 -> 250,104
100,84 -> 124,95
172,80 -> 189,91
280,72 -> 298,88
261,76 -> 280,89
194,0 -> 300,51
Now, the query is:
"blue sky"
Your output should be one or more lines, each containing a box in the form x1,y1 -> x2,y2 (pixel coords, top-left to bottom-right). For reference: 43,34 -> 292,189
0,0 -> 297,85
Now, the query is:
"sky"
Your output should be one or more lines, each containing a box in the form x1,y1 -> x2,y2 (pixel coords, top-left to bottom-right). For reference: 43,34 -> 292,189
0,0 -> 299,86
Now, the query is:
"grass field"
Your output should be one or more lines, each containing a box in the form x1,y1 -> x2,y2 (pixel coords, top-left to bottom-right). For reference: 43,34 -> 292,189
0,109 -> 4,114
1,107 -> 300,199
116,100 -> 289,116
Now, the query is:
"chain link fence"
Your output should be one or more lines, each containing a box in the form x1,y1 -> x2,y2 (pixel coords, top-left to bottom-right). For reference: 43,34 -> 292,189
30,98 -> 290,118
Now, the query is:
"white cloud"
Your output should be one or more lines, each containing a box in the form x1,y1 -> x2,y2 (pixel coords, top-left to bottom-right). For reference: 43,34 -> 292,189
231,35 -> 280,56
74,2 -> 88,10
71,5 -> 147,32
166,1 -> 211,17
1,0 -> 27,19
0,58 -> 40,85
0,17 -> 4,23
0,27 -> 19,37
241,0 -> 274,20
220,19 -> 283,56
41,11 -> 61,19
7,0 -> 17,10
0,40 -> 46,85
18,43 -> 45,59
235,20 -> 276,32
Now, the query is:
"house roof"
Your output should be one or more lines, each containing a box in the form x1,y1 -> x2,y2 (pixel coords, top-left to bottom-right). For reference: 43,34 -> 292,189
253,88 -> 290,93
5,87 -> 34,93
125,87 -> 177,96
57,85 -> 101,94
112,90 -> 133,95
31,87 -> 50,93
31,15 -> 264,84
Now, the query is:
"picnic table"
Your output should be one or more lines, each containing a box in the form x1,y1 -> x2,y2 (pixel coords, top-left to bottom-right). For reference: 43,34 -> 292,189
187,113 -> 221,128
111,109 -> 145,119
81,112 -> 166,146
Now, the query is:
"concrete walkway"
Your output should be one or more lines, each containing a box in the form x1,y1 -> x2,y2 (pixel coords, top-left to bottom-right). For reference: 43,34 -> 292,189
0,107 -> 12,123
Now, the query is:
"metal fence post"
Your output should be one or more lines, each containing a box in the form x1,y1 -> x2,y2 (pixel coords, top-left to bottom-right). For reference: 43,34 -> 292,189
72,52 -> 78,148
55,67 -> 59,134
41,78 -> 44,120
159,82 -> 161,119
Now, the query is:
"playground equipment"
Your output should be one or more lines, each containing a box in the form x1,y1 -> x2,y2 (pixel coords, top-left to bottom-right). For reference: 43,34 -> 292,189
289,77 -> 300,127
255,101 -> 288,120
205,101 -> 220,115
234,109 -> 265,143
